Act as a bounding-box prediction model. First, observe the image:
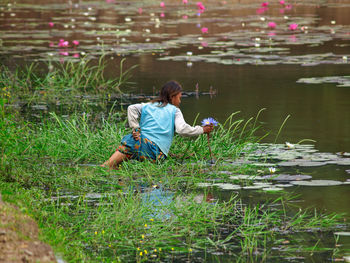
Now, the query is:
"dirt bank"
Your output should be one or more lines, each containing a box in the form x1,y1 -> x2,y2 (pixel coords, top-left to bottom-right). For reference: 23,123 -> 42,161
0,194 -> 57,263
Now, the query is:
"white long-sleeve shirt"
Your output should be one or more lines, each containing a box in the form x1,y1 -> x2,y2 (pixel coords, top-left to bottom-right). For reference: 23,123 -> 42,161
127,102 -> 204,137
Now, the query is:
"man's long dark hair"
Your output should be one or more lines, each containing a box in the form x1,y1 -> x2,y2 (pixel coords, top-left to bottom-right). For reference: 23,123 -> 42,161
152,80 -> 182,107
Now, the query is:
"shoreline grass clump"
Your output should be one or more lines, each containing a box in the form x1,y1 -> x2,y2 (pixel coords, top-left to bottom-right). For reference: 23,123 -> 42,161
0,56 -> 137,108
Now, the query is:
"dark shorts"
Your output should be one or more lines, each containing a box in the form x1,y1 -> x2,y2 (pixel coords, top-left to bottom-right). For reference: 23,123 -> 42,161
117,134 -> 166,162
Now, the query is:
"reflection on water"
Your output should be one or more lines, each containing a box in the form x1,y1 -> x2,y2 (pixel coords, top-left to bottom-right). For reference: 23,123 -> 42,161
142,187 -> 174,220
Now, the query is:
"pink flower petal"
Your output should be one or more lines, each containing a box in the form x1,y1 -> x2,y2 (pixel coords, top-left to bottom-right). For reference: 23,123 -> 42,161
160,12 -> 165,17
279,0 -> 285,4
138,7 -> 143,14
72,40 -> 80,46
261,1 -> 269,7
201,27 -> 208,33
48,22 -> 54,27
160,2 -> 165,7
197,2 -> 205,10
268,22 -> 276,29
183,0 -> 188,3
289,23 -> 298,30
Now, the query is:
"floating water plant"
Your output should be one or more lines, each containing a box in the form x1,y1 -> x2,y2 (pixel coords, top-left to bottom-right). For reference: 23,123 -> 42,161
291,180 -> 343,186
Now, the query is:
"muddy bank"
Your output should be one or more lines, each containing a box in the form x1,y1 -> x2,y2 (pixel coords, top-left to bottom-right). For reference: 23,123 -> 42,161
0,194 -> 57,263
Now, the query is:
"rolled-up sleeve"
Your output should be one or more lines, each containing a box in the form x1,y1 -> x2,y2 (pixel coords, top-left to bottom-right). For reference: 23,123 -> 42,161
127,103 -> 144,129
175,108 -> 204,137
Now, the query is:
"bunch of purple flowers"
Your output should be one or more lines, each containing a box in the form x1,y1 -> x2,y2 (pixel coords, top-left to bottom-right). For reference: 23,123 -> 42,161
201,117 -> 218,126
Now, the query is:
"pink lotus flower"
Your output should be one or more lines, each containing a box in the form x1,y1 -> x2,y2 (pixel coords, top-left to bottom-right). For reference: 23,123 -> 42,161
59,51 -> 69,56
160,12 -> 165,17
201,41 -> 208,47
261,1 -> 269,7
279,8 -> 285,14
73,53 -> 80,58
58,39 -> 69,47
48,22 -> 54,27
268,22 -> 276,29
289,23 -> 298,30
183,0 -> 188,3
182,15 -> 188,19
279,0 -> 285,4
160,2 -> 165,7
197,2 -> 205,10
72,40 -> 79,46
201,27 -> 208,33
268,32 -> 276,36
285,4 -> 292,9
138,7 -> 143,14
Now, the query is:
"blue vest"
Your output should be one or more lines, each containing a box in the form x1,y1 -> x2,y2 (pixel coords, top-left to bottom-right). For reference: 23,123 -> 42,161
140,103 -> 177,156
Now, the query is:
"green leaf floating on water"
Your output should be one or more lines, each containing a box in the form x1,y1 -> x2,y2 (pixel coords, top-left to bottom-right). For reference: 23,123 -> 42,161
291,180 -> 343,186
334,232 -> 350,236
262,187 -> 284,192
214,183 -> 241,190
297,76 -> 350,87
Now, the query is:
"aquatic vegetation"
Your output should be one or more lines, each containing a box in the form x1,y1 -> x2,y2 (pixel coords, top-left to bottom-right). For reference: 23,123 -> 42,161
297,76 -> 350,88
1,0 -> 349,67
0,56 -> 137,108
1,104 -> 349,261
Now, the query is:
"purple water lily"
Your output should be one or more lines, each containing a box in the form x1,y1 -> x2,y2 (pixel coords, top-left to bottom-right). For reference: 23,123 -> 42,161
201,117 -> 218,165
201,117 -> 218,126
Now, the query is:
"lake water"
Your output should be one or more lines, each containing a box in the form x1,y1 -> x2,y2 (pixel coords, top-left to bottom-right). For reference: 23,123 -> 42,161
1,0 -> 350,259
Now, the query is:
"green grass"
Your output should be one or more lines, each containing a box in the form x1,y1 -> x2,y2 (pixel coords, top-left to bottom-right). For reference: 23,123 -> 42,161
0,56 -> 137,109
0,99 -> 347,262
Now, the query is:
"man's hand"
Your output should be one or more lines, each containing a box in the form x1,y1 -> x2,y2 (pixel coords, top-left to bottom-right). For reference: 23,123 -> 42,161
203,124 -> 214,134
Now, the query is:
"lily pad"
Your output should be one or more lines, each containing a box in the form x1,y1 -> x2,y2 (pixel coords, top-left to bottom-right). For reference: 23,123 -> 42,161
297,161 -> 326,167
242,185 -> 265,190
335,160 -> 350,166
262,174 -> 312,181
337,152 -> 350,157
334,232 -> 350,236
229,175 -> 263,180
196,182 -> 213,187
251,162 -> 277,167
262,187 -> 284,192
291,180 -> 343,186
253,182 -> 273,187
278,161 -> 302,167
214,183 -> 241,190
